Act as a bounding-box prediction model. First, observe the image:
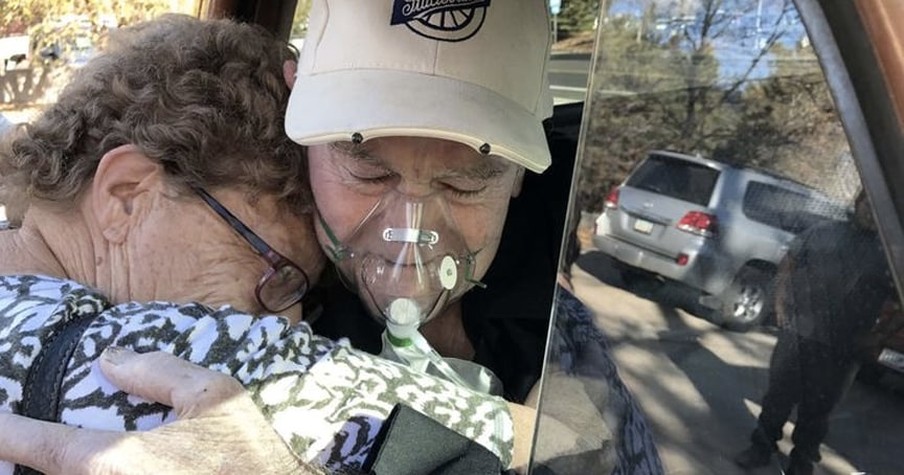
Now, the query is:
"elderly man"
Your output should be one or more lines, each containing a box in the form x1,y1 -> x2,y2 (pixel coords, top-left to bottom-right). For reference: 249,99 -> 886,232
289,0 -> 557,400
0,0 -> 661,473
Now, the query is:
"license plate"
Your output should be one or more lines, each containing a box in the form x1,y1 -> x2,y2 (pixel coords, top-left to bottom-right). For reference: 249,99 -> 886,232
633,219 -> 654,234
878,348 -> 904,373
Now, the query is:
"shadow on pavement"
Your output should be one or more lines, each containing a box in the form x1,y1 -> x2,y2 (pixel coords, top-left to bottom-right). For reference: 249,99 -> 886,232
571,250 -> 904,475
574,251 -> 719,325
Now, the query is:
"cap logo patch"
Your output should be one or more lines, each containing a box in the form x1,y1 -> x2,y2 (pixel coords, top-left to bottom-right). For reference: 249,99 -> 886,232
391,0 -> 490,42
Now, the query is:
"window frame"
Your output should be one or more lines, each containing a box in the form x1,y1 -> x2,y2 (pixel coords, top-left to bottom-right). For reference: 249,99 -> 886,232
796,0 -> 904,298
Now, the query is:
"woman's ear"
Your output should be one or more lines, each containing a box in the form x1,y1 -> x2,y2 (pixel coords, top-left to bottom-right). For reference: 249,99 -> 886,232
91,145 -> 163,244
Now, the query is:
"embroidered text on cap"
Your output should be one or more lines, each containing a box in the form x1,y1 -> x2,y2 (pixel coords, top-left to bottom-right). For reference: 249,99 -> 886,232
390,0 -> 491,42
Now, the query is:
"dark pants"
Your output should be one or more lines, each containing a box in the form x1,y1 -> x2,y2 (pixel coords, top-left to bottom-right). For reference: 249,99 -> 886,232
752,330 -> 860,464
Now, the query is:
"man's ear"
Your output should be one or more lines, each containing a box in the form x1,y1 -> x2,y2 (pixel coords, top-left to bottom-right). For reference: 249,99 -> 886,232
91,145 -> 163,244
511,167 -> 526,198
283,60 -> 297,90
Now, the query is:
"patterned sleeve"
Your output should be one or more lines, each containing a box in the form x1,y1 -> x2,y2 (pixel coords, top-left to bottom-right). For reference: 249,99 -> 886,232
539,287 -> 664,475
61,301 -> 514,473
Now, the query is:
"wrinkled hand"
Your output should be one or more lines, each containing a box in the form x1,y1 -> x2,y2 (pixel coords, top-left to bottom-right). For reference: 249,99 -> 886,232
0,348 -> 316,475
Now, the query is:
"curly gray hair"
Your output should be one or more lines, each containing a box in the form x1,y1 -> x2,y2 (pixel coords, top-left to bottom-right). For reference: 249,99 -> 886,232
0,14 -> 308,223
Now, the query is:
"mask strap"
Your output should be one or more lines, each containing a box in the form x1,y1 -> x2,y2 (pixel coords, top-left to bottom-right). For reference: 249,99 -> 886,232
317,213 -> 347,260
318,198 -> 388,260
462,250 -> 487,289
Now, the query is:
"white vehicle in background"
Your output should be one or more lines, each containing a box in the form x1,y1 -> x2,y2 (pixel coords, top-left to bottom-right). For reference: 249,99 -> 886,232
0,35 -> 29,71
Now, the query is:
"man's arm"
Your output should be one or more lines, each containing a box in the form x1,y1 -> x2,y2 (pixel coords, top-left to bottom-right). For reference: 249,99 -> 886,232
0,348 -> 319,475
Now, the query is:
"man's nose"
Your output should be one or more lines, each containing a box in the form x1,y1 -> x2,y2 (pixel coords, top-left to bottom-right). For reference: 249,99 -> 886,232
394,179 -> 436,198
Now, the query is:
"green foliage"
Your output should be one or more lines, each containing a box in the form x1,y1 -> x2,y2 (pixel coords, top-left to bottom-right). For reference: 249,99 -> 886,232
290,0 -> 312,39
1,1 -> 197,107
1,1 -> 196,57
557,0 -> 600,38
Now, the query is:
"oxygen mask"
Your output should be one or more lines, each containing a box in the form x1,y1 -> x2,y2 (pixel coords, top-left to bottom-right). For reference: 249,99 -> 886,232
320,186 -> 501,395
322,189 -> 481,334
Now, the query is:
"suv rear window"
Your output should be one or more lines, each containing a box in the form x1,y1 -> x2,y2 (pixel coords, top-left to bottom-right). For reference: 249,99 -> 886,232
626,154 -> 719,206
743,181 -> 846,233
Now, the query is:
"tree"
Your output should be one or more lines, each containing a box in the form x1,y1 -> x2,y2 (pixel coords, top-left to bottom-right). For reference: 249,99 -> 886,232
722,41 -> 853,198
1,1 -> 198,60
572,0 -> 853,213
557,0 -> 600,39
290,0 -> 312,39
1,1 -> 197,106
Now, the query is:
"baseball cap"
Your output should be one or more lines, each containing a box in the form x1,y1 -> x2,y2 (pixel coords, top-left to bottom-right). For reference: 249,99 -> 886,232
285,0 -> 554,173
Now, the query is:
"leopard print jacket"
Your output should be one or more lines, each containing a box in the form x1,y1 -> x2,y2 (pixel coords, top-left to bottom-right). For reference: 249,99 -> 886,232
0,275 -> 513,474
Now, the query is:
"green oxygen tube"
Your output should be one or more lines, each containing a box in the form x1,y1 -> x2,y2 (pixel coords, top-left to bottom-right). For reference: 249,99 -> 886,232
379,297 -> 502,395
319,207 -> 503,395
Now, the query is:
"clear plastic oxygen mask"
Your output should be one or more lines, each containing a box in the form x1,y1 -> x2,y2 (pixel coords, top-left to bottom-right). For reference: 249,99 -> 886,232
321,188 -> 502,395
325,189 -> 478,328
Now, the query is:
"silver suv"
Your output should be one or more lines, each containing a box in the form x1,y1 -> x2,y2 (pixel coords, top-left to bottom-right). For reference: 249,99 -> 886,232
593,150 -> 848,331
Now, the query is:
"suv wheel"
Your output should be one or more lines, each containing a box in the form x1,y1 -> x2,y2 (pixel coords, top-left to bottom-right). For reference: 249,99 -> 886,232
720,267 -> 774,332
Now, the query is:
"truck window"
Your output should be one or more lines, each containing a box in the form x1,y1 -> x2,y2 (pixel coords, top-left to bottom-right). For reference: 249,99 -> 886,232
626,154 -> 720,206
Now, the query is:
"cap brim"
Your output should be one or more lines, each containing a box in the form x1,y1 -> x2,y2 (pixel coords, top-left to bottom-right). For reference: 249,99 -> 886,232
285,70 -> 551,173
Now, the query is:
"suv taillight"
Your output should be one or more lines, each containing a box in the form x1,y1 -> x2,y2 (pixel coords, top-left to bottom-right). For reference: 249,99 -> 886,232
604,187 -> 620,210
677,211 -> 718,238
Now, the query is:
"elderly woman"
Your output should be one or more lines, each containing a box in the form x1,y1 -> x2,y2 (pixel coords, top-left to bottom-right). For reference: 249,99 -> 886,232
0,15 -> 531,475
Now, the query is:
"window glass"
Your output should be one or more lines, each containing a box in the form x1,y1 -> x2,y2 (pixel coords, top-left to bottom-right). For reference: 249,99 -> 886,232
535,0 -> 903,473
626,153 -> 720,206
742,181 -> 847,233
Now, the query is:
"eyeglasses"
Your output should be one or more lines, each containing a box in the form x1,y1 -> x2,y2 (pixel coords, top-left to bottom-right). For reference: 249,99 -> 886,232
193,187 -> 310,314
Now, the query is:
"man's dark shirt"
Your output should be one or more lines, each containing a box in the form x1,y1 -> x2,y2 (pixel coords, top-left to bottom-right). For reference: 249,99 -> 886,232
785,218 -> 893,347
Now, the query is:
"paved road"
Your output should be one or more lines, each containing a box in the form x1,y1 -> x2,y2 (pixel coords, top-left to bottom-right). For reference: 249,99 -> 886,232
548,52 -> 639,105
549,53 -> 591,104
568,250 -> 904,475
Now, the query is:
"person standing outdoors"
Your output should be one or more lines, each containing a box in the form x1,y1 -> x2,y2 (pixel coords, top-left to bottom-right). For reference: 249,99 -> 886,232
735,190 -> 895,475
